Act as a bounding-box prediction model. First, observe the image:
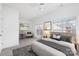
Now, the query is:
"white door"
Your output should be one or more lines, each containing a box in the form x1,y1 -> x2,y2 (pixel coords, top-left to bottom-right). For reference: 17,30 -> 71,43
0,4 -> 19,50
2,6 -> 19,48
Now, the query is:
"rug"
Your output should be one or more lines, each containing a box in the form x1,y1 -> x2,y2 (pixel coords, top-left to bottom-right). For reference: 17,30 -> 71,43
13,45 -> 37,56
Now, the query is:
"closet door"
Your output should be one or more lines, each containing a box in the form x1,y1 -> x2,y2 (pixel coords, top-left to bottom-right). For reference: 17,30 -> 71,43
2,6 -> 19,48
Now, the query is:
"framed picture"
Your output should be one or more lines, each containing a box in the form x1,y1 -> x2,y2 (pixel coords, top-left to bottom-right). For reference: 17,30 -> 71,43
44,21 -> 52,30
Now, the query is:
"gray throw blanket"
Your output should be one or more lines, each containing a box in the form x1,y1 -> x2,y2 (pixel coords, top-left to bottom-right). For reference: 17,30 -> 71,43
38,40 -> 74,56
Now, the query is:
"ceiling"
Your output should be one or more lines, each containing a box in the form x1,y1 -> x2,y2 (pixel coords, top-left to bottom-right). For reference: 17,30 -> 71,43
4,3 -> 62,20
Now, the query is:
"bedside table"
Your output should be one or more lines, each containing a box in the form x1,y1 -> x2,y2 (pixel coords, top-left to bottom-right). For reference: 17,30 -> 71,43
76,44 -> 79,56
75,43 -> 79,55
76,44 -> 79,52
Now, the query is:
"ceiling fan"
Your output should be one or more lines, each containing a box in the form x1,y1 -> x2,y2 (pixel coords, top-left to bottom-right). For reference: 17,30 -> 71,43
39,3 -> 45,5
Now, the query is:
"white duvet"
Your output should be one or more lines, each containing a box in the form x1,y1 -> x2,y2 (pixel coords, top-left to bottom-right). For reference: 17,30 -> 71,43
32,38 -> 76,56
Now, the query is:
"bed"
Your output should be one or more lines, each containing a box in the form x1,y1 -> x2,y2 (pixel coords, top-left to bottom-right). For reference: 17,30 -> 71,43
31,38 -> 76,56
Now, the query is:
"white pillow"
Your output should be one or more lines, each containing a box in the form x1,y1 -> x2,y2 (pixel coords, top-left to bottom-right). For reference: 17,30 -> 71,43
56,35 -> 61,39
53,35 -> 60,40
53,35 -> 57,38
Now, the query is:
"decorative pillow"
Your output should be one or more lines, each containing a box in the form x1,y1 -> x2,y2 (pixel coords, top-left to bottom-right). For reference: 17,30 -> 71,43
56,35 -> 61,39
52,34 -> 61,41
53,34 -> 57,38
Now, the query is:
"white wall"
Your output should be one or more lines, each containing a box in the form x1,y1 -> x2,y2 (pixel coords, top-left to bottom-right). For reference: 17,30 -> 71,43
20,17 -> 30,24
2,5 -> 19,48
76,17 -> 79,44
33,4 -> 79,40
0,4 -> 2,53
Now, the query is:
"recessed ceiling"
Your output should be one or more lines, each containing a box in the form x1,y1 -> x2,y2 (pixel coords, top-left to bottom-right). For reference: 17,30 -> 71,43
3,3 -> 61,20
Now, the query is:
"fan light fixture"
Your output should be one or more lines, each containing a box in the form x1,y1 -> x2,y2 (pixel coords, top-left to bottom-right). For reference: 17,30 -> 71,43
40,3 -> 45,5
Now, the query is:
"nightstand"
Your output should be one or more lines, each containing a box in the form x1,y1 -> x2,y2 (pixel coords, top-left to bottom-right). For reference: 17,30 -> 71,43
75,43 -> 79,55
76,43 -> 79,52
